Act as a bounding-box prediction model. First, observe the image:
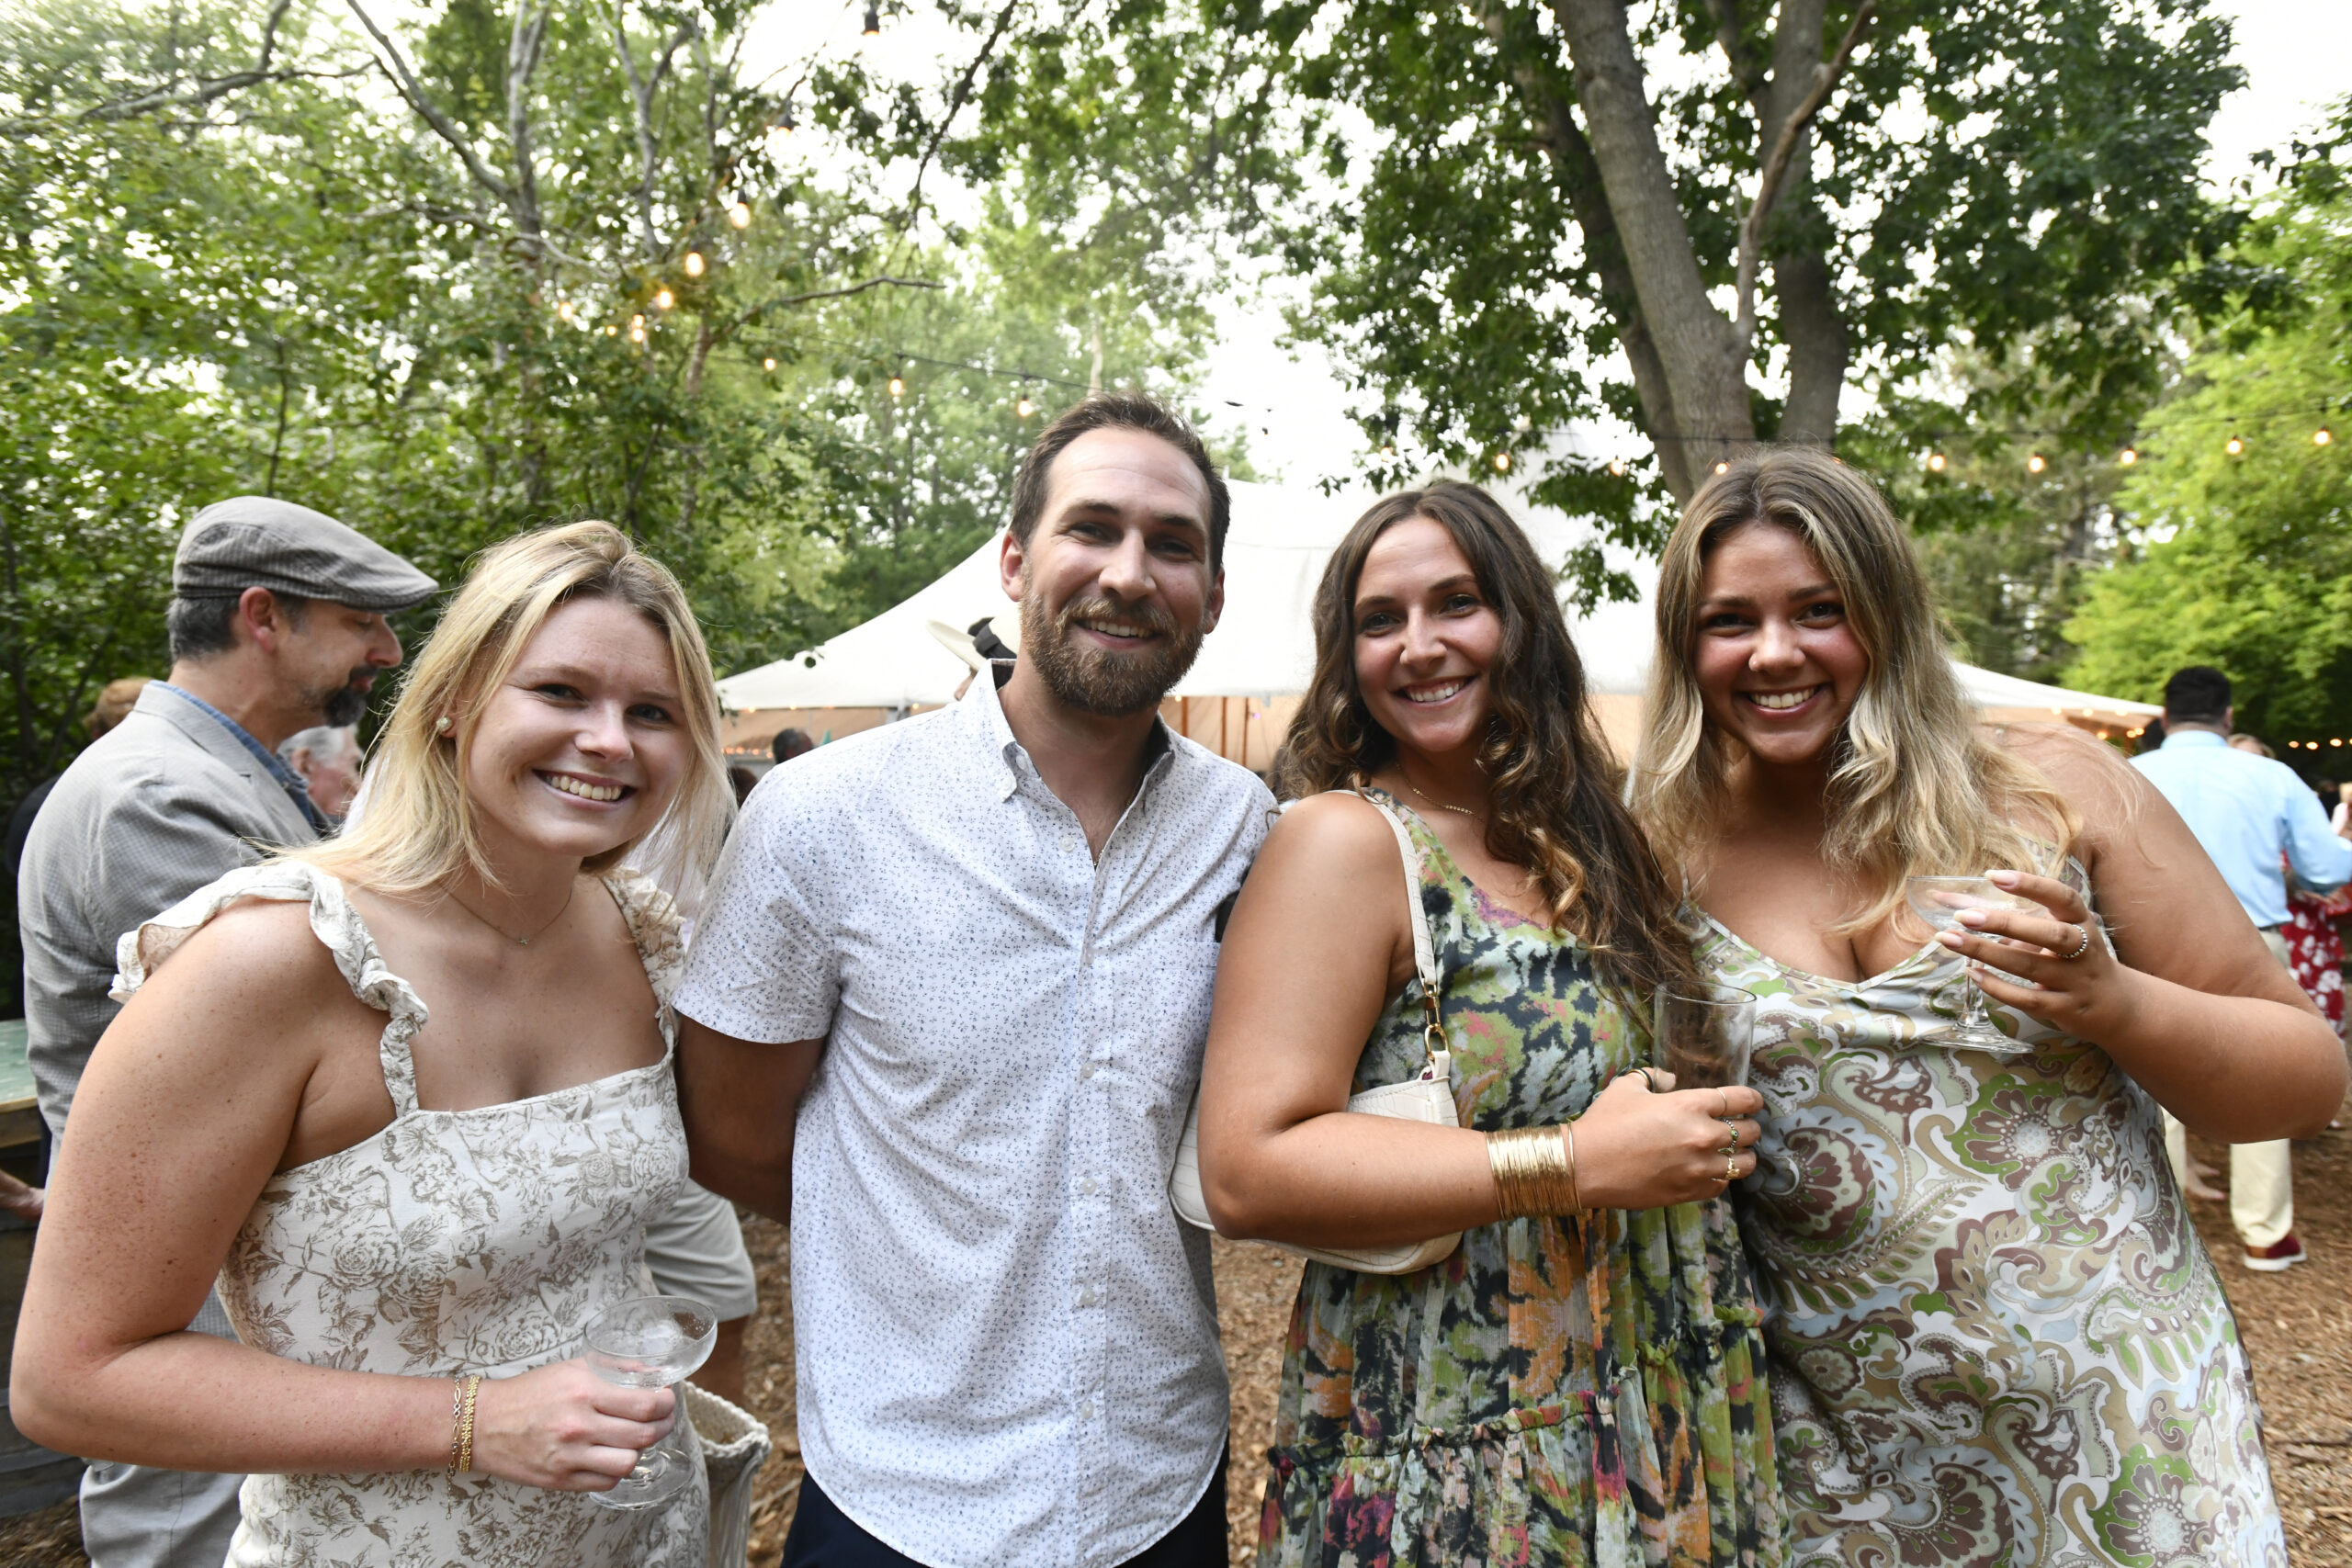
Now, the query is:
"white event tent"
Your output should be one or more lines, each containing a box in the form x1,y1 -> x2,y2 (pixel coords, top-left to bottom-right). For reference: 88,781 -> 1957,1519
717,479 -> 2157,767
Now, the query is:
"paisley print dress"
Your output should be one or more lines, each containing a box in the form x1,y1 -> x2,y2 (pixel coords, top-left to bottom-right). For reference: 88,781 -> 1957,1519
1691,868 -> 2287,1568
1258,796 -> 1784,1568
113,862 -> 709,1568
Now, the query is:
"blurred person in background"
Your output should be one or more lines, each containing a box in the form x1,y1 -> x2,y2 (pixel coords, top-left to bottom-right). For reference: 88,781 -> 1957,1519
768,728 -> 813,766
2135,666 -> 2352,1271
277,724 -> 363,821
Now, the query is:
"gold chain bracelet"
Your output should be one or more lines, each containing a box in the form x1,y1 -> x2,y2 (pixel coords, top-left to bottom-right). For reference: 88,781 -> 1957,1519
448,1373 -> 482,1478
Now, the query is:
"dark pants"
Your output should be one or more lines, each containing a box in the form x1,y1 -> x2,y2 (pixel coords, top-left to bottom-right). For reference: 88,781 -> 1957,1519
783,1450 -> 1229,1568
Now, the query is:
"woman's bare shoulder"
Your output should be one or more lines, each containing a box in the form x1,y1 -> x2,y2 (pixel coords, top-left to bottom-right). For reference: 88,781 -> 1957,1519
136,895 -> 352,1014
1986,720 -> 2157,843
1262,790 -> 1404,873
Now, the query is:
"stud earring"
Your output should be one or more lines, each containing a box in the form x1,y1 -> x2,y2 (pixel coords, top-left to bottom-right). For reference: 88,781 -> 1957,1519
435,716 -> 454,736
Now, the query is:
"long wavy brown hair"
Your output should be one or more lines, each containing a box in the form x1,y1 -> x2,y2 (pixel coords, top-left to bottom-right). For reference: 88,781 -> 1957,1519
1276,482 -> 1700,1000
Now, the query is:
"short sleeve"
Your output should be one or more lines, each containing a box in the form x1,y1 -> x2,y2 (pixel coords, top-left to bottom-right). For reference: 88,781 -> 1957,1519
673,791 -> 839,1043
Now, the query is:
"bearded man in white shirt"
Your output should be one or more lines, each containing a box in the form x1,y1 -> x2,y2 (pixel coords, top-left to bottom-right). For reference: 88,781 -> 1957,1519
674,394 -> 1272,1568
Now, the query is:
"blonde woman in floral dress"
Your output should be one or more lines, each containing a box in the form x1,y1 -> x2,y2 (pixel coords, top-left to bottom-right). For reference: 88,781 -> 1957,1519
1629,449 -> 2344,1567
17,522 -> 734,1566
1200,482 -> 1783,1567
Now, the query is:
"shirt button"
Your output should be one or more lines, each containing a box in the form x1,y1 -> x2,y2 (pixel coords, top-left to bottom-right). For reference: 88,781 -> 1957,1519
1078,1399 -> 1095,1420
1078,1287 -> 1098,1307
1078,1178 -> 1098,1196
1080,1062 -> 1099,1081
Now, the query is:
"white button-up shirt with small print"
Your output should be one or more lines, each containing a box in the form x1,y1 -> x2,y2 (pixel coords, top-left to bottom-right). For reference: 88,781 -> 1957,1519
675,670 -> 1273,1568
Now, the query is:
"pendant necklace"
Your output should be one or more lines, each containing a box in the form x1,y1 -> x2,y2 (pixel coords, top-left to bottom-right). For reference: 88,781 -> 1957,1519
444,881 -> 577,948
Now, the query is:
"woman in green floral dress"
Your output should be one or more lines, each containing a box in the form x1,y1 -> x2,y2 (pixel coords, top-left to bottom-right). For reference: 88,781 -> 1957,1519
1197,482 -> 1784,1567
1627,448 -> 2344,1566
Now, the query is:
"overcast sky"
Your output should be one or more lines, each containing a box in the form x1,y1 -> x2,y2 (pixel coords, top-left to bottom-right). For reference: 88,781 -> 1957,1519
742,2 -> 2349,486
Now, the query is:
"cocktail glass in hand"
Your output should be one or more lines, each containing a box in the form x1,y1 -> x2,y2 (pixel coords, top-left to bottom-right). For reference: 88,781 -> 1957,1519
1653,982 -> 1758,1089
1903,875 -> 2041,1054
584,1294 -> 715,1510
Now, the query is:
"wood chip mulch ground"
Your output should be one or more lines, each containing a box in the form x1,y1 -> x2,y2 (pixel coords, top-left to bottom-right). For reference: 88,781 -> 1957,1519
6,1097 -> 2346,1566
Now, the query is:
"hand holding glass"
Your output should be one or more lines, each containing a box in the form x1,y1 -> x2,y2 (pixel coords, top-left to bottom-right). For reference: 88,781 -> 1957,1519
1904,875 -> 2041,1054
584,1294 -> 714,1509
1653,982 -> 1758,1089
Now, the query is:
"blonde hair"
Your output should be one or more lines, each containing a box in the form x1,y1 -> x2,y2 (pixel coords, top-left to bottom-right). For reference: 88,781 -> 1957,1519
294,521 -> 730,902
1629,447 -> 2076,934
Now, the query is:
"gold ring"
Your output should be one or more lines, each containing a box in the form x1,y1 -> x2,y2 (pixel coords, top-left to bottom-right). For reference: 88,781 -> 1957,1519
1714,1089 -> 1730,1117
1724,1149 -> 1740,1183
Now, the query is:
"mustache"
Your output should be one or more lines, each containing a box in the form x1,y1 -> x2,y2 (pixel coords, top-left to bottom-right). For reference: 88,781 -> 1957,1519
1055,595 -> 1181,641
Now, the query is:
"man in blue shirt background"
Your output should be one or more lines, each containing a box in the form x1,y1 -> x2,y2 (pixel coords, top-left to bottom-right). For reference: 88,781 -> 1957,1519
2134,665 -> 2352,1271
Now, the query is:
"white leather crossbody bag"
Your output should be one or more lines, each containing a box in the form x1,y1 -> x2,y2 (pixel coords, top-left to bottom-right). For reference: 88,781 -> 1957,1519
1168,792 -> 1462,1275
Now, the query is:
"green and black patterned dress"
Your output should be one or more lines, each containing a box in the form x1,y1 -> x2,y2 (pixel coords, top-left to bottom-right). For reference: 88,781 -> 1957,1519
1256,795 -> 1785,1568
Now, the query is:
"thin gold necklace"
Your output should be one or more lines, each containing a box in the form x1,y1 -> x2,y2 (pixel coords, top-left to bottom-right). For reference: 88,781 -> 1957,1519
1403,775 -> 1483,818
443,881 -> 577,948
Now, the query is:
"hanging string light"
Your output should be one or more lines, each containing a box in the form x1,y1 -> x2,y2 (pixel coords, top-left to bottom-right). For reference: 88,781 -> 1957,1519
862,3 -> 880,34
1927,451 -> 1946,472
729,199 -> 752,230
2317,425 -> 2334,447
2118,446 -> 2137,466
1380,442 -> 1397,458
654,288 -> 675,310
684,252 -> 706,279
2027,453 -> 2047,474
2225,434 -> 2244,456
605,323 -> 619,337
1713,460 -> 1729,475
763,356 -> 777,372
628,314 -> 647,344
1014,384 -> 1035,419
556,299 -> 575,323
1492,451 -> 1511,473
888,372 -> 905,399
1607,458 -> 1626,477
778,98 -> 797,133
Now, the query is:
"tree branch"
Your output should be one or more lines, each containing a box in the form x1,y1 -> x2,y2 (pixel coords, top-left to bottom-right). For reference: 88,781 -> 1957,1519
608,6 -> 697,261
343,0 -> 514,203
902,0 -> 1022,228
0,0 -> 364,134
506,0 -> 555,263
768,276 -> 945,310
1733,0 -> 1872,351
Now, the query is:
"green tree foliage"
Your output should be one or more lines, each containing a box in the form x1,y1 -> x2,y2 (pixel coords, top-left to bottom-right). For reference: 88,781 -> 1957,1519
2064,108 -> 2352,745
962,0 -> 2253,597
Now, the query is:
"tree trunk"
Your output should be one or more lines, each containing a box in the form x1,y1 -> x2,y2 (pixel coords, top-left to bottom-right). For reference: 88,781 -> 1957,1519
1552,0 -> 1754,494
1757,0 -> 1847,446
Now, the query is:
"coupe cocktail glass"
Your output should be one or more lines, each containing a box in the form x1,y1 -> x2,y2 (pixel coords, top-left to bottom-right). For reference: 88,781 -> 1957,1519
584,1294 -> 715,1509
1904,875 -> 2041,1054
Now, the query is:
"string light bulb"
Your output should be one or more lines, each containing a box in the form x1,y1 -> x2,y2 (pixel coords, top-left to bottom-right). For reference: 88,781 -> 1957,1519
729,200 -> 752,229
778,101 -> 797,133
684,252 -> 705,278
628,315 -> 647,344
862,3 -> 879,34
2225,434 -> 2244,456
1927,451 -> 1946,473
763,356 -> 776,372
654,288 -> 675,310
556,299 -> 574,323
1014,390 -> 1035,419
2317,425 -> 2334,447
2118,446 -> 2137,466
2027,452 -> 2047,474
1607,458 -> 1626,477
1380,442 -> 1396,458
1714,460 -> 1729,475
605,323 -> 618,336
1492,451 -> 1511,473
888,374 -> 905,399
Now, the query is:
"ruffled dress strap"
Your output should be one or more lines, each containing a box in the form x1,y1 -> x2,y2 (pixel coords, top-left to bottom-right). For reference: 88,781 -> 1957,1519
112,860 -> 432,1116
599,866 -> 688,1045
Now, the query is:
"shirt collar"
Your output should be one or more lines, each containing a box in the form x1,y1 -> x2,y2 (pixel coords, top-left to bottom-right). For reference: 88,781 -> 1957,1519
964,664 -> 1177,805
2160,729 -> 2229,750
153,682 -> 331,832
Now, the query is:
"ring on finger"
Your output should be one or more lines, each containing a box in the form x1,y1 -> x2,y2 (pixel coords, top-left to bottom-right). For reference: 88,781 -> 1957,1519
1719,1115 -> 1741,1145
2059,921 -> 2092,961
1724,1150 -> 1739,1184
1713,1089 -> 1730,1117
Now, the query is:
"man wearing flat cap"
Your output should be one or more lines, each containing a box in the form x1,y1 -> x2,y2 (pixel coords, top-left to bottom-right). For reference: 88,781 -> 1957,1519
17,496 -> 434,1568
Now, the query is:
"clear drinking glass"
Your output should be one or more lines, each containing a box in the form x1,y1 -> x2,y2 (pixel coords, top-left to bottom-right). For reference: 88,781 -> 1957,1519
584,1293 -> 716,1510
1653,982 -> 1758,1089
1903,875 -> 2041,1054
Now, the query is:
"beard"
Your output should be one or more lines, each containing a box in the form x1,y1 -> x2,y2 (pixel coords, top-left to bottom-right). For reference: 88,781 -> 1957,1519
310,670 -> 373,728
1021,590 -> 1207,717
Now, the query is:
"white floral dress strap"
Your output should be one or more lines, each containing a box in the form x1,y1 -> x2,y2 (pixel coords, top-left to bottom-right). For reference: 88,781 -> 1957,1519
113,859 -> 433,1116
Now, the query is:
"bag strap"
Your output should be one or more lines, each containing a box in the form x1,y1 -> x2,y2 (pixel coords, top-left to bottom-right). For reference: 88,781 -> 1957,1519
1355,791 -> 1446,1066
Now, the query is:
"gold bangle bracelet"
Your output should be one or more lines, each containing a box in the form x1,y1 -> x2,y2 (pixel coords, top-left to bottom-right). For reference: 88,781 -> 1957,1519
1487,1125 -> 1583,1219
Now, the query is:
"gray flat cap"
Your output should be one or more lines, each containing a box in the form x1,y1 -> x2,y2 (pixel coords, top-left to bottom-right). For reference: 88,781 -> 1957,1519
174,497 -> 437,612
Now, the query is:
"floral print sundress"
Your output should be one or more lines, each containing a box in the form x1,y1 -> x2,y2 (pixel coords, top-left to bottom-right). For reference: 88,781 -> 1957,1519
113,861 -> 709,1568
1257,795 -> 1785,1568
1693,858 -> 2288,1568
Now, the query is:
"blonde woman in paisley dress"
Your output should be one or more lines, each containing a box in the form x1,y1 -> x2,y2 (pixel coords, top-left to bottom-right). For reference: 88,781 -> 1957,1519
1628,448 -> 2346,1568
16,522 -> 734,1566
1201,482 -> 1784,1567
